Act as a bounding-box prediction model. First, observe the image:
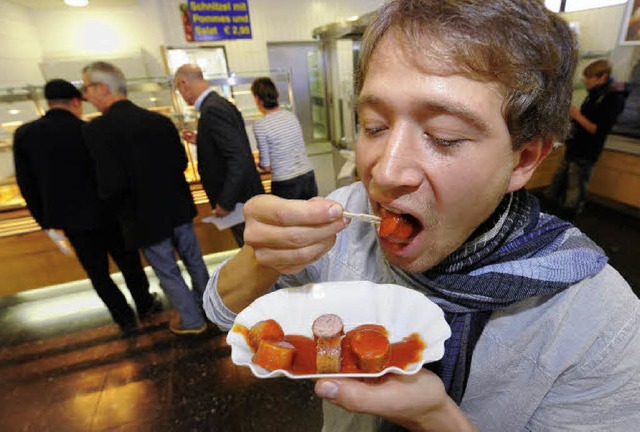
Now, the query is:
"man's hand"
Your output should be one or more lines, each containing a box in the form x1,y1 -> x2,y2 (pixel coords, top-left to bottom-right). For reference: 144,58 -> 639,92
315,370 -> 478,432
569,105 -> 580,120
181,129 -> 196,144
243,195 -> 348,274
214,203 -> 230,217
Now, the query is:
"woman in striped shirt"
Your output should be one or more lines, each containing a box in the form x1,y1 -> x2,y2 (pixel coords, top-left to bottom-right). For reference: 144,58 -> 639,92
251,77 -> 318,200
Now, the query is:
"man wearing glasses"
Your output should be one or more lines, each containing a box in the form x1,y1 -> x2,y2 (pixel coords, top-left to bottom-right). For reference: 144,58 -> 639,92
81,61 -> 210,335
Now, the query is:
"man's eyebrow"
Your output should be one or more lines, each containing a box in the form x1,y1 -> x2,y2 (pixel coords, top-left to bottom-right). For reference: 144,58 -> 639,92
356,94 -> 493,134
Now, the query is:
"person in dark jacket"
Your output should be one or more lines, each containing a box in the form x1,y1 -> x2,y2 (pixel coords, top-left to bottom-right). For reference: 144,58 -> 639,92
81,62 -> 209,335
174,64 -> 264,247
545,59 -> 627,218
13,79 -> 159,336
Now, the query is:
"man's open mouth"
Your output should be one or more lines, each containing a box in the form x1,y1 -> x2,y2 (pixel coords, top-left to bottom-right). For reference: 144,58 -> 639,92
377,207 -> 421,243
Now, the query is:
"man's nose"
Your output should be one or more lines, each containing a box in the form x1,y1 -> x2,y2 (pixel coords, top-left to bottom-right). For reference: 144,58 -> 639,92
370,126 -> 423,191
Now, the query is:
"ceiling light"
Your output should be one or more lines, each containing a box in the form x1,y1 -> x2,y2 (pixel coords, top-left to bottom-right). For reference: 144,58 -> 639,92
64,0 -> 89,7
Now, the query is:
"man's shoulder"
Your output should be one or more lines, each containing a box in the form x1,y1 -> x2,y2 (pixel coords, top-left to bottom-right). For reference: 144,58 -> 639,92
202,91 -> 236,112
485,265 -> 638,361
96,101 -> 173,127
14,117 -> 42,138
14,113 -> 78,142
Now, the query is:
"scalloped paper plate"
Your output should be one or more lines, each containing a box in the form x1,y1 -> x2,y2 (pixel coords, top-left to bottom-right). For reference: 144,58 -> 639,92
226,281 -> 451,379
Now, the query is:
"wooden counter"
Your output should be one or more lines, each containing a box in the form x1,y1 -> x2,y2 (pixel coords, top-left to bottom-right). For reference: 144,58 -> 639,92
0,181 -> 269,297
526,135 -> 640,210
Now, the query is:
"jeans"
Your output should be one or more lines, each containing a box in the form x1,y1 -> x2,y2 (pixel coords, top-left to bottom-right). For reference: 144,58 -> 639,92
545,157 -> 595,215
67,223 -> 152,328
142,222 -> 209,329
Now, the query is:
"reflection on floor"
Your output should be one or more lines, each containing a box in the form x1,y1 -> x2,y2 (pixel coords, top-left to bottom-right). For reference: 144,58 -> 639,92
0,198 -> 638,432
0,251 -> 322,432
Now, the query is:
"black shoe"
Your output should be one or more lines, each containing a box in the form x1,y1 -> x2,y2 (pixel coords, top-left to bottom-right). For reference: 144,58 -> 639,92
138,293 -> 163,320
119,320 -> 139,338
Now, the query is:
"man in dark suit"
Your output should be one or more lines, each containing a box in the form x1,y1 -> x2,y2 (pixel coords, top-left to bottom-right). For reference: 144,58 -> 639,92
13,79 -> 159,336
174,64 -> 264,246
81,62 -> 209,335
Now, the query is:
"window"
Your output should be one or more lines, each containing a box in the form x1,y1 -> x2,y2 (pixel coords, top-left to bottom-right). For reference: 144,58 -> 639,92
545,0 -> 627,13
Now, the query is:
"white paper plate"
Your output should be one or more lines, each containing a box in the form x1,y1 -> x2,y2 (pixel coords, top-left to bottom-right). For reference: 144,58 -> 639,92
226,281 -> 451,379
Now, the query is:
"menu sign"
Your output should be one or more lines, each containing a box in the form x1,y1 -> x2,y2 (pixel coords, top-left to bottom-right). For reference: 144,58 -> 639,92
186,0 -> 252,41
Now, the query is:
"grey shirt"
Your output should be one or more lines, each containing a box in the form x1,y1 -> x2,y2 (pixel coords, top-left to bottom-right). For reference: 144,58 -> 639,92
204,182 -> 640,431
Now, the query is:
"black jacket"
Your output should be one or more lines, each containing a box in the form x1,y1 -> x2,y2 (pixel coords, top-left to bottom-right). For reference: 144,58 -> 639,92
565,83 -> 626,163
196,91 -> 264,211
13,109 -> 103,233
83,100 -> 196,248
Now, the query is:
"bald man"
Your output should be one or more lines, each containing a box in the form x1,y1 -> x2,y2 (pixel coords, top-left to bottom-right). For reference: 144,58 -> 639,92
174,64 -> 264,246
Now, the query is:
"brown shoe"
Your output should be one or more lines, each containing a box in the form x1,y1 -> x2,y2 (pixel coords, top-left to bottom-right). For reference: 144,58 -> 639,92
169,317 -> 207,335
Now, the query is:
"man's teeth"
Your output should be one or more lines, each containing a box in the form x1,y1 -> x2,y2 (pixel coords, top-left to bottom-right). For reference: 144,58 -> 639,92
380,205 -> 402,214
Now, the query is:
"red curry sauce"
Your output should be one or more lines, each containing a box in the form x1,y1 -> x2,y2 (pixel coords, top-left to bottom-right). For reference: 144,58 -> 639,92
232,322 -> 426,375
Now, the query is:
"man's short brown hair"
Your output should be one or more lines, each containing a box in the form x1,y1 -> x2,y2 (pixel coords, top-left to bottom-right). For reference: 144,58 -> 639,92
357,0 -> 578,149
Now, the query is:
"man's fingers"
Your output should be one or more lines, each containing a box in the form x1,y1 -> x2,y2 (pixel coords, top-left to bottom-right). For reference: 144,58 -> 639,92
315,378 -> 393,414
244,195 -> 344,226
245,219 -> 345,249
314,371 -> 445,419
252,238 -> 337,274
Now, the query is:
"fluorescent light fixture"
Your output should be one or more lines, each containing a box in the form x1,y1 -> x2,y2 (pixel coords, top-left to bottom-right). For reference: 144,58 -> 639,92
64,0 -> 89,7
8,108 -> 21,115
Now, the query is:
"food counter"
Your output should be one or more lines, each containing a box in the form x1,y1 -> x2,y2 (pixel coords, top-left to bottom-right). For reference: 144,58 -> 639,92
0,71 -> 287,296
526,134 -> 640,210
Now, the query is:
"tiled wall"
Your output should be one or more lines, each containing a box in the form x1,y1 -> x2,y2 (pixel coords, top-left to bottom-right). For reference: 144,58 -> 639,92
0,0 -> 44,87
0,0 -> 385,85
563,3 -> 640,81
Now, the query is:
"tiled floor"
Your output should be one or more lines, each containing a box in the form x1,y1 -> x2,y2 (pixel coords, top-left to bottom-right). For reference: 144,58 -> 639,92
0,252 -> 322,432
0,198 -> 638,432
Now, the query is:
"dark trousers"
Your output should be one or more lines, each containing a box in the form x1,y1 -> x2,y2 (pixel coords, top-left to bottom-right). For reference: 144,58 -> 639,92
230,222 -> 245,247
67,224 -> 152,327
545,157 -> 595,216
270,171 -> 318,200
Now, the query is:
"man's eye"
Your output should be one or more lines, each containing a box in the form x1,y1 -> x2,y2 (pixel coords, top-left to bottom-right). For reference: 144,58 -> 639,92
361,126 -> 386,136
430,136 -> 466,147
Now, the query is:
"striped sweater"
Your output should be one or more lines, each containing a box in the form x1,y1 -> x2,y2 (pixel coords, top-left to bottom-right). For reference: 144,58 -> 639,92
253,109 -> 314,182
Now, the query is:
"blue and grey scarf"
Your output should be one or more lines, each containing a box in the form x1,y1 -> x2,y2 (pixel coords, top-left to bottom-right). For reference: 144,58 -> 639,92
389,188 -> 607,404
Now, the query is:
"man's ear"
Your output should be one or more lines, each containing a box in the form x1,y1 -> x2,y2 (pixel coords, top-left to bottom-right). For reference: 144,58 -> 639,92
507,137 -> 554,193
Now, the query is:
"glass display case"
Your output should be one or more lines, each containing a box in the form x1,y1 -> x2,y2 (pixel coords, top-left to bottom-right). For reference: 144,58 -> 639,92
0,86 -> 45,211
0,69 -> 293,213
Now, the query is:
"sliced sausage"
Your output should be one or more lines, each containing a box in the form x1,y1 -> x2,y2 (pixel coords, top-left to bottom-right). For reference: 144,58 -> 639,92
313,314 -> 344,373
378,208 -> 416,241
248,319 -> 285,351
316,335 -> 342,373
350,328 -> 390,373
312,314 -> 344,339
252,340 -> 296,371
